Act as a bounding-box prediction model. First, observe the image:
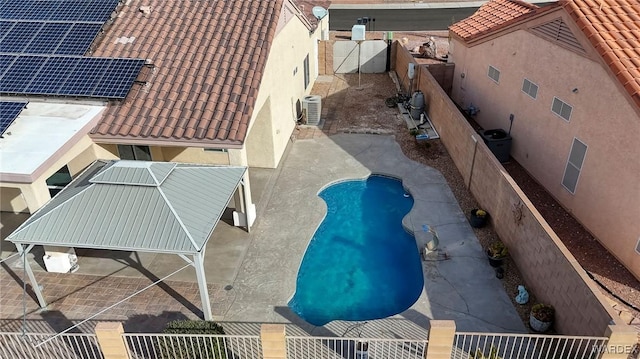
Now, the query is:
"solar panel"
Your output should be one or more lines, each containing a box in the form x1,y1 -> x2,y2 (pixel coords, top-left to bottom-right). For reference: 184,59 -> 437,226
0,21 -> 43,53
0,101 -> 27,136
0,54 -> 16,77
0,0 -> 120,22
0,21 -> 15,43
1,55 -> 145,99
94,59 -> 145,98
24,22 -> 72,54
54,23 -> 102,55
0,55 -> 46,93
24,56 -> 80,94
58,57 -> 111,96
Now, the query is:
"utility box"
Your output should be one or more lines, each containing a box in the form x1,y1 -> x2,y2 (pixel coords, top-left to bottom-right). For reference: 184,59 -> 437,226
481,129 -> 512,163
43,246 -> 79,273
351,25 -> 365,40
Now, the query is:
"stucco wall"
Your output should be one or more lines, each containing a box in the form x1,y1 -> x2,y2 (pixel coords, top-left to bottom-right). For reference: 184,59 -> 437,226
246,5 -> 324,168
1,136 -> 100,213
394,42 -> 617,335
448,29 -> 640,279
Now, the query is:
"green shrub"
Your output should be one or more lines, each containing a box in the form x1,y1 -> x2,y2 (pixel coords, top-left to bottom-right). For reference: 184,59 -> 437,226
470,345 -> 502,359
156,320 -> 226,359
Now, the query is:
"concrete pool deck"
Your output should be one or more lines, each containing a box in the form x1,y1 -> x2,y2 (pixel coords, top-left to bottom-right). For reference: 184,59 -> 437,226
223,133 -> 526,335
0,133 -> 526,336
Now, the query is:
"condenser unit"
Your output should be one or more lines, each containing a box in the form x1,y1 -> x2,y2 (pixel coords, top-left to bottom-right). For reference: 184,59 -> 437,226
302,95 -> 322,125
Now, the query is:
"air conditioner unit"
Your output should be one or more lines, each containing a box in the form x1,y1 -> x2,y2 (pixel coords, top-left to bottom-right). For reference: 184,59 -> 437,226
302,95 -> 322,125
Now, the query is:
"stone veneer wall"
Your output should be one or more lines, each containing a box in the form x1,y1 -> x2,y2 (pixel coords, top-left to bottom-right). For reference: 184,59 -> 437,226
393,42 -> 617,336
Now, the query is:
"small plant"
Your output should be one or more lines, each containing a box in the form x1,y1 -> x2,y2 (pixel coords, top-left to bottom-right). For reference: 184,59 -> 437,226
409,128 -> 419,136
474,209 -> 487,218
531,303 -> 555,322
487,241 -> 508,259
470,345 -> 502,359
156,320 -> 227,359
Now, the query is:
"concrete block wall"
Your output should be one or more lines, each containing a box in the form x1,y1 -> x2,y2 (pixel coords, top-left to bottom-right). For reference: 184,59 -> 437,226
392,42 -> 618,336
318,40 -> 334,75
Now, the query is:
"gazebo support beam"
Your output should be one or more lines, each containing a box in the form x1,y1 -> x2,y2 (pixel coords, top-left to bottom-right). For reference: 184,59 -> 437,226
193,251 -> 213,321
16,244 -> 47,308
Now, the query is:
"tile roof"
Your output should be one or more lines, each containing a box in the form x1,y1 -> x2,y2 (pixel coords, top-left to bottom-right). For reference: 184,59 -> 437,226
90,0 -> 283,146
449,0 -> 541,42
563,0 -> 640,109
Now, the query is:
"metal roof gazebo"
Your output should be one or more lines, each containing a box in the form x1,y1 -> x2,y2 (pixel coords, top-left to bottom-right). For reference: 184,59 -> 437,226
6,160 -> 248,321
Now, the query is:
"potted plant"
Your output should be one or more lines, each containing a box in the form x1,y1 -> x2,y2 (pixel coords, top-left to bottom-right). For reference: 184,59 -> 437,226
529,303 -> 555,332
486,241 -> 508,267
470,209 -> 488,228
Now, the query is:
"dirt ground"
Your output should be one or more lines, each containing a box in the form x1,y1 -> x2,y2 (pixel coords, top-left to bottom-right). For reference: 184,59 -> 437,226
300,55 -> 640,339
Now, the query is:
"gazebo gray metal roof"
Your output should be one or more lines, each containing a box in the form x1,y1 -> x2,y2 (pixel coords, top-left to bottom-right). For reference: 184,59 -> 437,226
6,160 -> 248,320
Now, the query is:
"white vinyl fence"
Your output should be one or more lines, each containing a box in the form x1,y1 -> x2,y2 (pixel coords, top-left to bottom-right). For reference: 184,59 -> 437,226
123,333 -> 261,359
0,332 -> 103,359
452,332 -> 609,359
286,336 -> 427,359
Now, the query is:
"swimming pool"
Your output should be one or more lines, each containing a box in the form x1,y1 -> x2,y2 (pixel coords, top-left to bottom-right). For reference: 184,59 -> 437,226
288,175 -> 424,326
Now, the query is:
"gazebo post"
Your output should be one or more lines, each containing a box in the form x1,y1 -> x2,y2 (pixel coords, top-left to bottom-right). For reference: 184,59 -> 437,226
15,244 -> 47,308
193,251 -> 213,321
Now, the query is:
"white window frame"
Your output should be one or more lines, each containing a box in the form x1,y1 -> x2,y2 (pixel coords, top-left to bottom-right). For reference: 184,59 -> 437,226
522,78 -> 538,99
561,138 -> 587,194
487,65 -> 500,83
551,97 -> 572,121
303,54 -> 310,89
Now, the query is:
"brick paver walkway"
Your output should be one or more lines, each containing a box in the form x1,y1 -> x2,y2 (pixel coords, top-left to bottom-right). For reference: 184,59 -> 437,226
0,261 -> 234,333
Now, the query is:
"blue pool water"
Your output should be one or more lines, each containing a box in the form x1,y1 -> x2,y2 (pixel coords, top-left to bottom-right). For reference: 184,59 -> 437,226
288,175 -> 424,326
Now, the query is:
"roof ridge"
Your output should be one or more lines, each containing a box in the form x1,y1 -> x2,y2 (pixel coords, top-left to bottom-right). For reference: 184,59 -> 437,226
155,186 -> 200,252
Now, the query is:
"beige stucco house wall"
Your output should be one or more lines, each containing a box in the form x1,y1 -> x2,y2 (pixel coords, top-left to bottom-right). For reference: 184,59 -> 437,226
448,11 -> 640,278
245,1 -> 325,169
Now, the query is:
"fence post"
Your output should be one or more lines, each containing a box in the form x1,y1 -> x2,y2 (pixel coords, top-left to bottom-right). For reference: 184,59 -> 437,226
600,324 -> 637,359
425,320 -> 456,359
94,322 -> 130,359
261,324 -> 287,359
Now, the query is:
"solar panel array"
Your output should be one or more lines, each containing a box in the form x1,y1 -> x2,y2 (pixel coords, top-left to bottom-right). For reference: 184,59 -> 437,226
0,0 -> 119,22
1,21 -> 103,55
1,55 -> 145,99
0,101 -> 27,136
0,0 -> 146,100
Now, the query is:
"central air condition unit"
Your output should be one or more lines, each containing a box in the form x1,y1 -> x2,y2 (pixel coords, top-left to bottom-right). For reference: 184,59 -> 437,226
302,95 -> 322,125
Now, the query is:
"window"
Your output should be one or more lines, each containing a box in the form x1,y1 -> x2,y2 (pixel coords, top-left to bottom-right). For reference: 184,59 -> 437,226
117,145 -> 151,161
552,97 -> 572,121
562,138 -> 587,193
636,237 -> 640,255
46,165 -> 72,197
303,54 -> 310,89
522,78 -> 538,99
487,65 -> 500,83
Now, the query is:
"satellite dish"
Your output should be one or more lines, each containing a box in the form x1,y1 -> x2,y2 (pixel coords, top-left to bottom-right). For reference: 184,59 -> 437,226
312,6 -> 328,20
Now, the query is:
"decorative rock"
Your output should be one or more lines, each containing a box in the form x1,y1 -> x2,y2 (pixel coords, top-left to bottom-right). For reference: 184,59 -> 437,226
515,285 -> 529,304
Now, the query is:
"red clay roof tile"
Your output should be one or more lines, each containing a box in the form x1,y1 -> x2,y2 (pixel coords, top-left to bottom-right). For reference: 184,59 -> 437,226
564,0 -> 640,109
449,0 -> 541,41
90,0 -> 283,146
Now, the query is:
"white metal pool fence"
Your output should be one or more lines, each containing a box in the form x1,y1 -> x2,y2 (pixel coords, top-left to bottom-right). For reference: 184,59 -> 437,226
123,333 -> 261,359
0,332 -> 104,359
452,332 -> 610,359
286,336 -> 428,359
